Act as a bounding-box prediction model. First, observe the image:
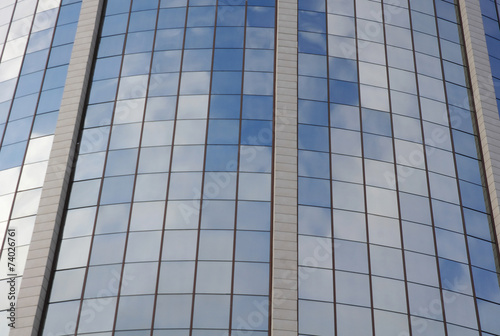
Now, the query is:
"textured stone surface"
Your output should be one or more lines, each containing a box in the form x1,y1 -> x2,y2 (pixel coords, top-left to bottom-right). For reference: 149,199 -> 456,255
459,0 -> 500,252
273,0 -> 298,334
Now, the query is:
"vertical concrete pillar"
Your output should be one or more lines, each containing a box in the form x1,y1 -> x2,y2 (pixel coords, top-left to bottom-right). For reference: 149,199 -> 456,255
273,0 -> 299,335
12,0 -> 104,334
459,0 -> 500,249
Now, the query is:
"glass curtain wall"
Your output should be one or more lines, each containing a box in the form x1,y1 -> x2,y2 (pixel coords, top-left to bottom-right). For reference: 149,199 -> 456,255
297,0 -> 500,335
0,0 -> 81,328
40,0 -> 275,335
479,0 -> 500,115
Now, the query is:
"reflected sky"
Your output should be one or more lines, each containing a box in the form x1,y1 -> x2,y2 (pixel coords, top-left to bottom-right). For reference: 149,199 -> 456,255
0,2 -> 82,314
298,0 -> 500,334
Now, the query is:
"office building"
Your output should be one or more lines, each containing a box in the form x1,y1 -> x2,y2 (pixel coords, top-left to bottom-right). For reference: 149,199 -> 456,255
1,0 -> 500,335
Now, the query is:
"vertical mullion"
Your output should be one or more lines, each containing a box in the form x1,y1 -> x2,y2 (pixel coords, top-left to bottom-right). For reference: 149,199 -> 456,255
0,0 -> 61,261
380,1 -> 413,335
72,0 -> 135,334
269,0 -> 278,332
352,0 -> 376,334
322,1 -> 337,335
0,0 -> 32,256
406,1 -> 450,335
186,0 -> 221,335
494,0 -> 500,29
431,0 -> 484,333
12,0 -> 104,332
405,1 -> 458,335
228,1 -> 248,334
457,0 -> 500,262
181,0 -> 209,333
96,0 -> 138,330
0,0 -> 18,62
104,0 -> 164,334
0,0 -> 39,150
37,0 -> 103,334
150,0 -> 192,334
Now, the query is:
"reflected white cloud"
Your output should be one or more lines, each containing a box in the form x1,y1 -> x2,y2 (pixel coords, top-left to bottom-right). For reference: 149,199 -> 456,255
114,98 -> 145,124
336,270 -> 370,306
142,121 -> 174,147
6,216 -> 35,246
0,167 -> 21,196
174,120 -> 206,145
233,262 -> 269,295
368,214 -> 400,247
436,228 -> 468,263
130,201 -> 165,231
298,300 -> 334,335
32,8 -> 58,32
109,123 -> 141,149
192,294 -> 230,329
372,276 -> 407,313
332,180 -> 364,212
177,95 -> 208,119
428,172 -> 460,204
360,84 -> 390,111
328,13 -> 355,37
58,236 -> 92,269
37,0 -> 61,12
162,231 -> 198,261
0,56 -> 23,82
12,0 -> 37,21
68,179 -> 101,209
443,290 -> 478,329
134,173 -> 168,202
0,194 -> 14,222
366,186 -> 398,218
358,40 -> 386,65
180,71 -> 210,95
359,62 -> 387,87
18,161 -> 48,191
418,74 -> 446,102
117,75 -> 148,99
198,230 -> 233,261
11,187 -> 42,219
196,261 -> 232,294
158,262 -> 194,294
168,172 -> 203,200
299,267 -> 333,301
244,72 -> 273,96
171,145 -> 205,172
2,35 -> 28,60
63,207 -> 96,238
155,294 -> 192,329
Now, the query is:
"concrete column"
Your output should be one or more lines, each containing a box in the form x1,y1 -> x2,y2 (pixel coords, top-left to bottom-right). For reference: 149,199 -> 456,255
458,0 -> 500,249
12,0 -> 104,334
272,0 -> 298,335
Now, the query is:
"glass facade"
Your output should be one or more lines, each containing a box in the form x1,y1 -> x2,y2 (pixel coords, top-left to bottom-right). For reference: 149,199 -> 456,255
297,0 -> 500,335
480,0 -> 500,115
41,0 -> 275,335
0,0 -> 81,326
2,0 -> 500,335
